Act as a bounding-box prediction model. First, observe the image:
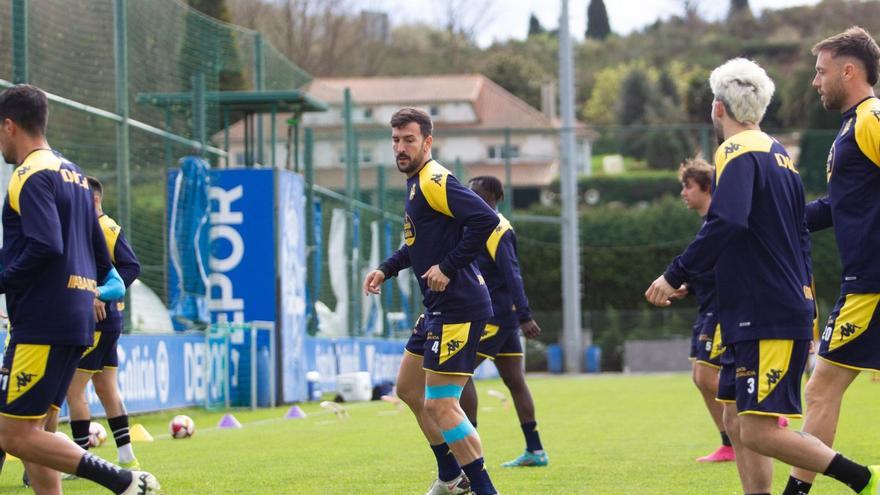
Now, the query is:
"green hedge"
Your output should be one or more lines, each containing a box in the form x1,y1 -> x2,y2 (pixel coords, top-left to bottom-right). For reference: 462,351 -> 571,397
551,171 -> 681,206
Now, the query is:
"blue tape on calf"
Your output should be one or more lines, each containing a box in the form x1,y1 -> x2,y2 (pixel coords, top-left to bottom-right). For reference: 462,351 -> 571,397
425,384 -> 464,400
441,419 -> 476,444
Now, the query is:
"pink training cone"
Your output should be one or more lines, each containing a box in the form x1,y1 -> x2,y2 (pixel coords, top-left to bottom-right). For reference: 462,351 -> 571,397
217,413 -> 242,428
285,405 -> 307,419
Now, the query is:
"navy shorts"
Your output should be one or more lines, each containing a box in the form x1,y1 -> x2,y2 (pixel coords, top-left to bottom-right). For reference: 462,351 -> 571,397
0,343 -> 85,418
695,316 -> 725,369
689,315 -> 704,359
717,339 -> 810,418
405,314 -> 486,376
77,330 -> 120,373
476,321 -> 523,360
819,293 -> 880,371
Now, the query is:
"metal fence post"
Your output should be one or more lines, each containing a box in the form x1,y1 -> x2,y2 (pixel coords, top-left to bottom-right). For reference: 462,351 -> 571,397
253,33 -> 264,165
12,0 -> 28,84
503,127 -> 513,216
191,73 -> 206,155
304,128 -> 318,335
114,0 -> 133,330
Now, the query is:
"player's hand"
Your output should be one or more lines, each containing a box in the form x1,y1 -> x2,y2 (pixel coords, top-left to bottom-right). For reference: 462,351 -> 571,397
363,270 -> 385,295
669,284 -> 688,300
645,275 -> 676,307
94,299 -> 107,322
421,265 -> 450,292
521,319 -> 541,339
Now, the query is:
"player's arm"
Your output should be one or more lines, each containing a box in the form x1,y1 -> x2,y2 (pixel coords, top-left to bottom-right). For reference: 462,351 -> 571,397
494,232 -> 532,322
365,245 -> 411,295
805,196 -> 832,232
0,172 -> 65,291
494,231 -> 542,338
91,212 -> 112,284
660,155 -> 756,294
113,229 -> 141,287
436,176 -> 499,278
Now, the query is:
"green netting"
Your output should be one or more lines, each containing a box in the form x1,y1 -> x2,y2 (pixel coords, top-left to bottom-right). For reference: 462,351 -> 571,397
1,0 -> 313,324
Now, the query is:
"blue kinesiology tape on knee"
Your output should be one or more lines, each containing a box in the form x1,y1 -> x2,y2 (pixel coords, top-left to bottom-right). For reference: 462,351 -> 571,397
441,419 -> 476,444
425,384 -> 464,400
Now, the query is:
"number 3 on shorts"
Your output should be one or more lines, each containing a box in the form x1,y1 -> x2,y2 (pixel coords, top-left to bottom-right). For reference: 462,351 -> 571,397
747,377 -> 755,394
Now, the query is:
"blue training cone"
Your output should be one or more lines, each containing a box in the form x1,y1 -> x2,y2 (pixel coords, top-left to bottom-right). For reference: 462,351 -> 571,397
217,413 -> 242,429
285,405 -> 307,419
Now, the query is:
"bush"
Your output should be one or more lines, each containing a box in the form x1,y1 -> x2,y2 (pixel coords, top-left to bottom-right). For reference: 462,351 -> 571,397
551,171 -> 681,205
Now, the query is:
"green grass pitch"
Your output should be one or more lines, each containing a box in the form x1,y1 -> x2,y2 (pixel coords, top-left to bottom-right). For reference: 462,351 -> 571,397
2,372 -> 878,494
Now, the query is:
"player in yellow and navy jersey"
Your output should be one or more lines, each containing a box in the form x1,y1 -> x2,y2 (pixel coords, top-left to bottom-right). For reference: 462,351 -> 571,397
673,158 -> 734,463
455,176 -> 549,469
66,176 -> 142,473
786,27 -> 880,495
364,108 -> 499,495
0,85 -> 159,494
647,58 -> 878,495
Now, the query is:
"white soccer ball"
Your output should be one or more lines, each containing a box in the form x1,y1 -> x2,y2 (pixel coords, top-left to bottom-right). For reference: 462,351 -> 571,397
169,415 -> 195,439
88,422 -> 108,448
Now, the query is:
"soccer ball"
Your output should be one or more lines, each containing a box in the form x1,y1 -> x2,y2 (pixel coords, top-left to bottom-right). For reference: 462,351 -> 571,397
169,415 -> 195,439
88,422 -> 107,448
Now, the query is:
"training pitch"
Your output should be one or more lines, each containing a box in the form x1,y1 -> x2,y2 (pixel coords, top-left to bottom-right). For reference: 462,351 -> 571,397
3,372 -> 877,494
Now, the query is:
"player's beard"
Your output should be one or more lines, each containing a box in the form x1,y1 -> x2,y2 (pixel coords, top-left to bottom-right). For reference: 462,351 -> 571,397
712,116 -> 725,146
396,148 -> 424,175
819,79 -> 846,111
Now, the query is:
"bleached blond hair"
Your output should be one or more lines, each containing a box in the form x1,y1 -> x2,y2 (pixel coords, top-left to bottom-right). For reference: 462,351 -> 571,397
709,58 -> 775,125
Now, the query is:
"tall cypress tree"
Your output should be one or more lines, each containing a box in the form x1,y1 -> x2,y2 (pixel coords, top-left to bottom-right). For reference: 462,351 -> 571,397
586,0 -> 611,41
180,0 -> 247,91
528,13 -> 545,37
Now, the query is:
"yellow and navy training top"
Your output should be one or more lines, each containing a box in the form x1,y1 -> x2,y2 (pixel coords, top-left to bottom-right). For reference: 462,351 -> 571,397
96,214 -> 140,334
805,96 -> 880,293
664,130 -> 814,344
1,149 -> 112,346
379,160 -> 498,323
475,213 -> 532,326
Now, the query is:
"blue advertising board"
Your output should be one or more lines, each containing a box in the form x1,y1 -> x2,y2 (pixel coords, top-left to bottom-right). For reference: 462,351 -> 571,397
167,167 -> 277,326
277,171 -> 309,402
0,332 -> 214,417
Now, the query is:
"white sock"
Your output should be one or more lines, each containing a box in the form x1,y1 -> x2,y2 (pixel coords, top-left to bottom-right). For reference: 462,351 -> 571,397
117,443 -> 135,464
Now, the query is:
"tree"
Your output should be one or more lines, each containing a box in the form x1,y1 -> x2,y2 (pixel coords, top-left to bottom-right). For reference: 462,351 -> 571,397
729,0 -> 751,17
586,0 -> 611,41
616,68 -> 653,158
181,0 -> 247,91
482,53 -> 544,109
657,70 -> 680,106
528,13 -> 545,37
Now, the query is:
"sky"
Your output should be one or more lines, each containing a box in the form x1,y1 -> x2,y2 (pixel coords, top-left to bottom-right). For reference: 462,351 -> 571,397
367,0 -> 823,48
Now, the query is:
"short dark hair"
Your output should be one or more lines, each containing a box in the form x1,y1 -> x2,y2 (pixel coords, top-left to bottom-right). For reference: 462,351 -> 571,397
0,84 -> 49,136
468,175 -> 504,203
390,107 -> 433,138
813,26 -> 880,86
87,176 -> 103,196
678,157 -> 713,192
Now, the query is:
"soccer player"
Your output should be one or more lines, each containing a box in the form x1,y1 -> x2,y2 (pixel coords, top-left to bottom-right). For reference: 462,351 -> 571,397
456,175 -> 549,468
676,158 -> 734,463
0,84 -> 159,494
66,176 -> 142,471
646,58 -> 880,495
785,27 -> 880,495
363,107 -> 500,495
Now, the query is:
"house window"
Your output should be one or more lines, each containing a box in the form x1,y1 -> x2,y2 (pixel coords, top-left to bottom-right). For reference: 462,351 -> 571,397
363,108 -> 373,119
361,147 -> 373,163
432,147 -> 440,160
430,105 -> 439,116
235,152 -> 246,166
338,149 -> 346,164
487,145 -> 519,160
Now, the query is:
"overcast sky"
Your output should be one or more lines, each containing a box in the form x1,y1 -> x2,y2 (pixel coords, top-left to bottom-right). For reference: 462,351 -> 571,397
366,0 -> 822,47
